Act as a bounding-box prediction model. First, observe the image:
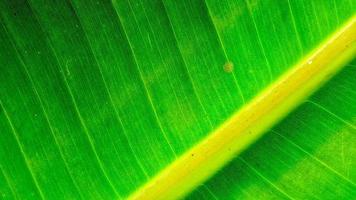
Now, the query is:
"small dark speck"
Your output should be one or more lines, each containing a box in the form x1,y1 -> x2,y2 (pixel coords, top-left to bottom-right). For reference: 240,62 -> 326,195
224,61 -> 234,73
191,154 -> 194,157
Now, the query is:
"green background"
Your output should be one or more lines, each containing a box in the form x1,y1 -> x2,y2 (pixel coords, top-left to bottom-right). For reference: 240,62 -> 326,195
0,0 -> 355,199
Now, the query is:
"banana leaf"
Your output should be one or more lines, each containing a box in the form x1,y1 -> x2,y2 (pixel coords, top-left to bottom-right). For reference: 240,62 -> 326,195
188,59 -> 356,200
0,0 -> 355,199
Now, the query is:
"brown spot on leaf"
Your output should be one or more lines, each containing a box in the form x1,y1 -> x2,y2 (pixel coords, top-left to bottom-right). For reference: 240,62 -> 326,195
224,61 -> 234,73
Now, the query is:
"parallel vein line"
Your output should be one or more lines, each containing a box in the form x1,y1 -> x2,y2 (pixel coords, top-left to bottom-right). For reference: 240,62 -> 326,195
202,0 -> 246,104
244,0 -> 273,82
31,20 -> 118,197
272,130 -> 356,186
160,0 -> 214,130
138,0 -> 195,145
306,100 -> 356,130
239,157 -> 295,200
0,163 -> 17,199
202,184 -> 219,200
0,101 -> 45,200
111,0 -> 177,157
68,0 -> 149,183
179,1 -> 230,113
286,0 -> 304,54
2,20 -> 84,199
23,1 -> 119,196
53,47 -> 119,196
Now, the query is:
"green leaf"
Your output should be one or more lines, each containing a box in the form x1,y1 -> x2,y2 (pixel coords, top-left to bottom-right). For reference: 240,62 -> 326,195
0,0 -> 354,200
187,59 -> 356,200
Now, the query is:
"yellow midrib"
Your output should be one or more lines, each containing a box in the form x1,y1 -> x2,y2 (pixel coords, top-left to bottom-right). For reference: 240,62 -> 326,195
128,16 -> 356,200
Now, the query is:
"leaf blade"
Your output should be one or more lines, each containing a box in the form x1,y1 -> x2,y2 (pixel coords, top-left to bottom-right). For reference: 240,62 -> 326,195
128,17 -> 356,199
